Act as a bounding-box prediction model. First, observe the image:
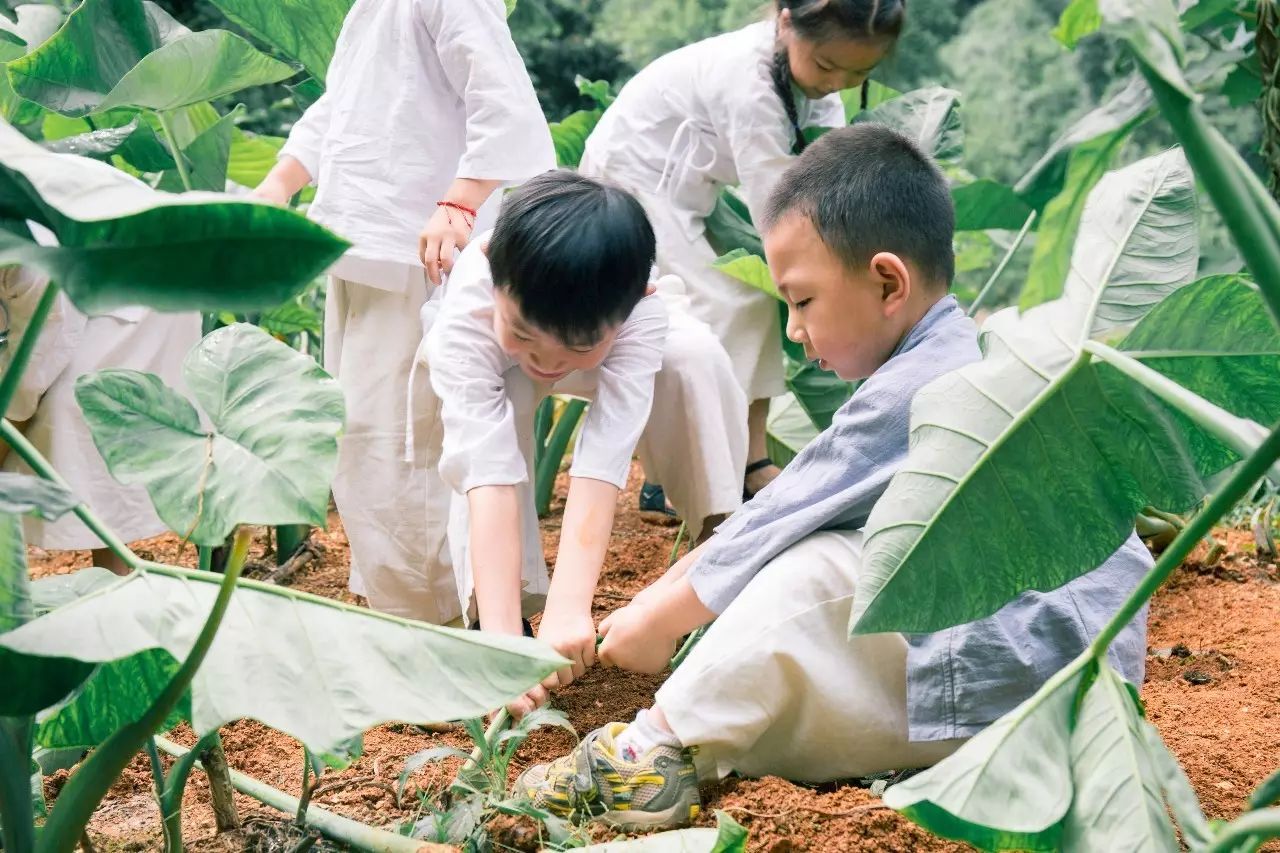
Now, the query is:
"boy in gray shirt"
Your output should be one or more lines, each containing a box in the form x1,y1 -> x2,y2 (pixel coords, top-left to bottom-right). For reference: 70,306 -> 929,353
516,124 -> 1151,831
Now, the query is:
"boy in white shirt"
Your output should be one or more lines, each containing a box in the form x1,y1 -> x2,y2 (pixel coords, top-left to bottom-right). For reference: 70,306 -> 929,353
422,171 -> 746,712
253,0 -> 555,624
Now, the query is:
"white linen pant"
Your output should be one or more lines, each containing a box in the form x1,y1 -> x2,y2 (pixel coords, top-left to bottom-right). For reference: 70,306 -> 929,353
326,276 -> 747,624
658,530 -> 966,782
580,156 -> 785,402
2,269 -> 202,549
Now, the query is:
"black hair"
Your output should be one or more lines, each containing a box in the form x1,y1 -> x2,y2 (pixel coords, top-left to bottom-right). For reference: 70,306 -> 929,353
762,123 -> 955,288
772,0 -> 906,154
488,170 -> 656,347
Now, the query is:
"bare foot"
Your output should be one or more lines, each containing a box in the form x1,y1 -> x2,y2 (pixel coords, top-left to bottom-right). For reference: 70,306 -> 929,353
744,462 -> 782,499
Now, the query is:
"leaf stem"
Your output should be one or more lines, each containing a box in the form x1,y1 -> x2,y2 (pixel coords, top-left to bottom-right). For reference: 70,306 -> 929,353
1083,340 -> 1280,482
1088,425 -> 1280,658
968,209 -> 1037,317
37,529 -> 251,853
155,111 -> 194,193
1204,807 -> 1280,853
0,419 -> 142,571
0,281 -> 58,418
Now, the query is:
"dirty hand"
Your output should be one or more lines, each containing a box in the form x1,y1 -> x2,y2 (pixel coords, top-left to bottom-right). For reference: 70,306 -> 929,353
537,606 -> 597,690
418,203 -> 474,285
598,602 -> 676,674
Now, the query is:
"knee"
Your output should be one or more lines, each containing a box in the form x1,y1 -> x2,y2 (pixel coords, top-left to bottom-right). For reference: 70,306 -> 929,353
657,326 -> 734,388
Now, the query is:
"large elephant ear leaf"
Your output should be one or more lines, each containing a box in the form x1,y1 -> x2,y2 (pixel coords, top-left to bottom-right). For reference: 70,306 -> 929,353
0,121 -> 348,313
853,86 -> 963,164
851,148 -> 1202,635
75,323 -> 345,547
7,0 -> 296,117
0,561 -> 567,756
205,0 -> 353,82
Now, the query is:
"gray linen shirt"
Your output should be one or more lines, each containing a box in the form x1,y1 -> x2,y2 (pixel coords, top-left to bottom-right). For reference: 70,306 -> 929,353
687,295 -> 1151,741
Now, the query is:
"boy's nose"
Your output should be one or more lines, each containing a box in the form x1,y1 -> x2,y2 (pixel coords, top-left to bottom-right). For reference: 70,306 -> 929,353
785,313 -> 807,345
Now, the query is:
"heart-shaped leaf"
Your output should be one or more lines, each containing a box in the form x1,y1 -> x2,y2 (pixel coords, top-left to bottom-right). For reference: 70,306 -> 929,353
0,471 -> 74,519
0,120 -> 348,313
75,323 -> 344,546
206,0 -> 353,81
853,86 -> 963,164
0,561 -> 567,755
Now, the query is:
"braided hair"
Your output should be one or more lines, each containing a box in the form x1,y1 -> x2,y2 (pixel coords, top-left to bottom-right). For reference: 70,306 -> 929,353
771,0 -> 906,155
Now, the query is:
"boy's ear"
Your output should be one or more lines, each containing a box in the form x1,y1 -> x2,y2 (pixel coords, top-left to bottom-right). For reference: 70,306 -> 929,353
870,252 -> 911,313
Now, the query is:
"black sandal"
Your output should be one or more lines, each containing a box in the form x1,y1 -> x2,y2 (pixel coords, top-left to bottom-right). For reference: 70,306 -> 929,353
743,458 -> 777,501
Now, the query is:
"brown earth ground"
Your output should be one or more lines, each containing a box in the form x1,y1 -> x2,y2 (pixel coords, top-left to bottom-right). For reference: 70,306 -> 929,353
27,463 -> 1280,852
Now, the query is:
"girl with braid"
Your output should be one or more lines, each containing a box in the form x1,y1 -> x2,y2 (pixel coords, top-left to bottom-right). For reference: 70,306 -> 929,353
580,0 -> 904,515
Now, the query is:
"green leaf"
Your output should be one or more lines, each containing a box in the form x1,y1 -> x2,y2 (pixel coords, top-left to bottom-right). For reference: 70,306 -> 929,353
548,107 -> 601,169
0,4 -> 64,51
0,120 -> 348,314
766,393 -> 819,467
0,562 -> 567,757
785,357 -> 854,432
0,715 -> 36,853
1121,275 -> 1280,428
75,323 -> 345,546
161,106 -> 236,191
205,0 -> 352,81
712,248 -> 779,300
1053,0 -> 1101,48
1250,769 -> 1280,811
398,746 -> 473,800
1142,719 -> 1213,846
30,567 -> 118,616
226,130 -> 283,189
1222,58 -> 1261,108
840,80 -> 901,122
287,77 -> 323,112
852,86 -> 963,164
1019,129 -> 1134,309
704,189 -> 763,258
257,299 -> 322,338
41,116 -> 175,172
852,149 -> 1201,635
575,75 -> 614,109
1180,0 -> 1240,31
1098,0 -> 1194,99
885,664 -> 1085,851
710,811 -> 749,852
953,179 -> 1035,232
7,0 -> 296,116
0,513 -> 32,633
35,648 -> 190,749
0,4 -> 62,126
0,471 -> 74,519
1016,75 -> 1153,209
1060,665 -> 1178,850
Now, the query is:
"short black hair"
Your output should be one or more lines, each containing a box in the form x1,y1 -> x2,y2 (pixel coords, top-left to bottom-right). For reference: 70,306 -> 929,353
488,170 -> 656,347
761,124 -> 955,289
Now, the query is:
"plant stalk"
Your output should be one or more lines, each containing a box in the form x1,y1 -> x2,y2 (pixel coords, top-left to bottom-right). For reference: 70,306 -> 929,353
155,111 -> 194,193
1083,341 -> 1280,483
1088,425 -> 1280,658
1136,61 -> 1280,323
1204,807 -> 1280,853
152,737 -> 445,853
37,529 -> 252,853
534,399 -> 587,517
0,282 -> 58,419
145,738 -> 183,853
0,717 -> 36,853
667,522 -> 687,567
968,209 -> 1037,317
669,625 -> 706,670
0,419 -> 143,571
201,737 -> 239,832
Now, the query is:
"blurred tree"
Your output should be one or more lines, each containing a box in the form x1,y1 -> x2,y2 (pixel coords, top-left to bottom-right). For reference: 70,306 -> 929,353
509,0 -> 634,118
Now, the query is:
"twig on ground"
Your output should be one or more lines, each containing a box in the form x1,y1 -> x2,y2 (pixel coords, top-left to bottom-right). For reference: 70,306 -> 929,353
266,540 -> 323,585
309,776 -> 401,809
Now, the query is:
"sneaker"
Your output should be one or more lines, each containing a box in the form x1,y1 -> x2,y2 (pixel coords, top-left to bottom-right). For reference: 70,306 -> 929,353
638,481 -> 677,517
514,723 -> 700,830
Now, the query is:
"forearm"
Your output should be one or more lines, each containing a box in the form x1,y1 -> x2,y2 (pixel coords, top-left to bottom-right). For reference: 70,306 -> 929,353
467,484 -> 524,634
257,155 -> 313,199
442,177 -> 502,211
648,576 -> 717,641
546,477 -> 618,615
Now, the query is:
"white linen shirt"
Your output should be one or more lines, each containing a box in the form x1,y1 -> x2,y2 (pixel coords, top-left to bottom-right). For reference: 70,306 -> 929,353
425,237 -> 668,495
582,20 -> 844,237
280,0 -> 555,292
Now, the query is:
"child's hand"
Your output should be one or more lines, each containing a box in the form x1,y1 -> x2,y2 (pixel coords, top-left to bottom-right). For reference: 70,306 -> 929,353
598,603 -> 676,674
418,204 -> 473,286
250,178 -> 292,207
506,682 -> 550,720
536,607 -> 597,690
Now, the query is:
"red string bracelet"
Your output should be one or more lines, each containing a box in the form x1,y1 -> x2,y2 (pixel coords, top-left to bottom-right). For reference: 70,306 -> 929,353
437,200 -> 478,219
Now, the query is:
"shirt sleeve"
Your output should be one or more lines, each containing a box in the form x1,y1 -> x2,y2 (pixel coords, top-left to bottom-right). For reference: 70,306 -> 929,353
687,380 -> 908,614
278,91 -> 333,184
427,258 -> 529,494
708,72 -> 794,227
418,0 -> 555,182
567,294 -> 668,488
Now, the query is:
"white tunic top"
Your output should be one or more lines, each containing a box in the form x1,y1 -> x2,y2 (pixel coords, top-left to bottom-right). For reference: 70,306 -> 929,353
583,20 -> 844,237
281,0 -> 555,292
425,236 -> 668,495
